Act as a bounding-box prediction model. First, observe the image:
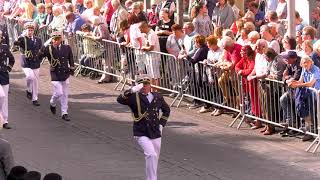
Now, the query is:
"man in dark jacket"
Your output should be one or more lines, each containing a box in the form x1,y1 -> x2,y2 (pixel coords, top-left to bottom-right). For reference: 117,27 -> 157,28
0,31 -> 15,129
14,22 -> 42,107
39,31 -> 75,121
117,74 -> 170,180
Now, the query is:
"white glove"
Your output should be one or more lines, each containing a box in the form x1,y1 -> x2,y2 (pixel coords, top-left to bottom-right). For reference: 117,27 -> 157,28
159,125 -> 163,134
131,83 -> 143,93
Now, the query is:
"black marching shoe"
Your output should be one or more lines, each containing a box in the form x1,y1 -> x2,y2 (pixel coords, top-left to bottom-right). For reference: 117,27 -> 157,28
62,114 -> 70,121
26,91 -> 32,100
3,123 -> 11,129
50,105 -> 56,114
32,100 -> 40,106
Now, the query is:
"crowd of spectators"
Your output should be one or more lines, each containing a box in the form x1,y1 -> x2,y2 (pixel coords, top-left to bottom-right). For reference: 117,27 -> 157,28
1,0 -> 320,141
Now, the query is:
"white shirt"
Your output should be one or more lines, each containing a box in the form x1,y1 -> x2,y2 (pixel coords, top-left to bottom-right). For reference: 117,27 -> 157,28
255,53 -> 269,76
146,29 -> 160,52
268,40 -> 280,54
146,93 -> 154,103
207,48 -> 223,64
130,23 -> 144,49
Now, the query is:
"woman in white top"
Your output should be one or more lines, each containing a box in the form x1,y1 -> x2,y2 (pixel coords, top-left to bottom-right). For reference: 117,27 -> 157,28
48,5 -> 65,32
276,0 -> 287,20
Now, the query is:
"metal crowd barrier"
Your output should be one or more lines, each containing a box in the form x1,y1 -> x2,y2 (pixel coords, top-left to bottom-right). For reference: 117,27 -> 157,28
4,16 -> 320,153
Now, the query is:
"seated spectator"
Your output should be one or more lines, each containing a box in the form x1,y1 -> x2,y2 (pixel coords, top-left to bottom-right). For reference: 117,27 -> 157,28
148,4 -> 159,30
43,173 -> 62,180
236,28 -> 250,46
75,0 -> 86,14
223,29 -> 234,39
33,3 -> 46,27
296,31 -> 303,51
192,2 -> 213,37
77,24 -> 93,67
289,55 -> 320,141
6,166 -> 27,180
265,11 -> 286,37
248,1 -> 264,30
166,24 -> 184,58
302,26 -> 317,45
23,171 -> 41,180
65,11 -> 85,34
299,40 -> 313,57
260,24 -> 280,54
311,7 -> 320,39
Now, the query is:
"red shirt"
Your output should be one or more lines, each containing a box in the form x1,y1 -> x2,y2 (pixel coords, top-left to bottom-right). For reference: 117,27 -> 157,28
104,0 -> 115,22
235,57 -> 255,76
225,43 -> 242,66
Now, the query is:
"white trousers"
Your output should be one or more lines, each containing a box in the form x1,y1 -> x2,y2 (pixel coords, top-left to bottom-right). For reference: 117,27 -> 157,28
136,136 -> 161,180
0,85 -> 9,124
22,68 -> 40,101
50,79 -> 69,115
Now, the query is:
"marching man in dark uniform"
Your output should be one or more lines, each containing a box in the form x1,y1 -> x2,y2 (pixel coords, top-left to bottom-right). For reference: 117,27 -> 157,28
39,31 -> 75,121
0,30 -> 15,129
14,22 -> 42,106
117,74 -> 170,180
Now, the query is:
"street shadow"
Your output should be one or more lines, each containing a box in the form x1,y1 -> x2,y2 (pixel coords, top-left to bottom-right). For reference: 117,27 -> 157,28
166,121 -> 198,128
69,93 -> 116,99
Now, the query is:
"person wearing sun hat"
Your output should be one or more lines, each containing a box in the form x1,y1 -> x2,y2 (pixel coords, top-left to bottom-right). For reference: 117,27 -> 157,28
117,74 -> 170,180
14,21 -> 43,107
39,31 -> 75,121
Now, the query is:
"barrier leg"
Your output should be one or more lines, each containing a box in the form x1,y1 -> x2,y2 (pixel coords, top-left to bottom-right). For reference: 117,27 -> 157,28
170,93 -> 181,107
177,94 -> 185,108
229,112 -> 241,127
306,128 -> 320,153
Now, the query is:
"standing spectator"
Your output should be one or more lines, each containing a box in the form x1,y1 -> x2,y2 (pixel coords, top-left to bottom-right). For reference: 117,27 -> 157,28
182,22 -> 198,57
110,0 -> 128,41
260,24 -> 280,54
33,3 -> 46,27
48,5 -> 65,32
40,3 -> 54,29
75,0 -> 86,14
302,26 -> 317,45
148,4 -> 159,30
166,24 -> 184,58
276,0 -> 287,20
281,34 -> 297,53
212,0 -> 235,29
131,2 -> 147,23
311,7 -> 320,39
81,0 -> 94,22
206,0 -> 217,19
192,2 -> 213,37
266,11 -> 286,37
280,51 -> 302,131
157,0 -> 175,21
311,42 -> 320,68
228,0 -> 241,20
140,22 -> 161,89
248,1 -> 264,30
247,31 -> 260,49
289,55 -> 320,141
65,12 -> 85,34
102,0 -> 115,29
266,0 -> 278,13
295,11 -> 304,33
299,40 -> 313,57
236,28 -> 250,46
155,8 -> 174,53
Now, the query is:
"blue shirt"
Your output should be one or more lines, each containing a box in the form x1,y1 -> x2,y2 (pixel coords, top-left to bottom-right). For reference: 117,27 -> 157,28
67,15 -> 85,33
301,65 -> 320,90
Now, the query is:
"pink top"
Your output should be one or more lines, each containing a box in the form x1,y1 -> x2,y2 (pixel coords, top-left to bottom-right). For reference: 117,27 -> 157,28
104,0 -> 115,22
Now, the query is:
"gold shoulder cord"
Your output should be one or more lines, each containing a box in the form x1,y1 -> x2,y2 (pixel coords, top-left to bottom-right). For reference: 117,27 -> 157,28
24,37 -> 33,58
49,45 -> 61,68
131,93 -> 147,122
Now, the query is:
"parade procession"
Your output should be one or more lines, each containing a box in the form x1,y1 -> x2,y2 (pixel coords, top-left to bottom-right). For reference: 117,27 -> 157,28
1,0 -> 320,180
